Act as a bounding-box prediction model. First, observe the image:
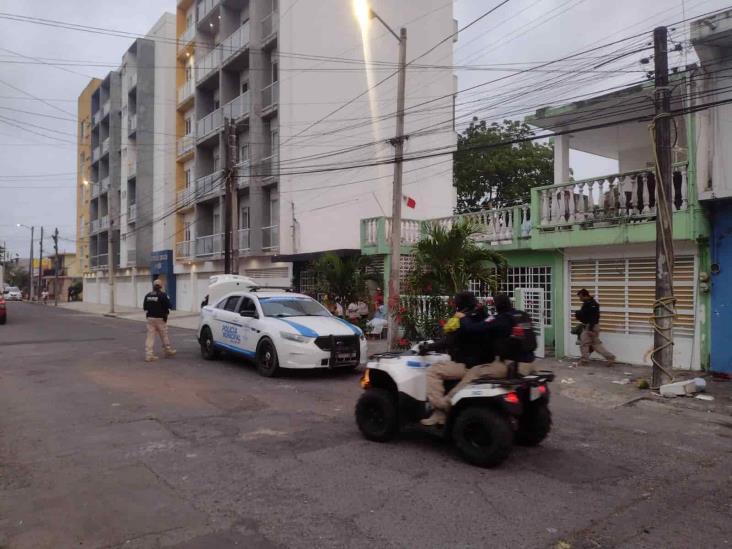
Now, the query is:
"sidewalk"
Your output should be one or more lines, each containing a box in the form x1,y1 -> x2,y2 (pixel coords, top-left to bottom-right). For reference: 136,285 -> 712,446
55,301 -> 200,330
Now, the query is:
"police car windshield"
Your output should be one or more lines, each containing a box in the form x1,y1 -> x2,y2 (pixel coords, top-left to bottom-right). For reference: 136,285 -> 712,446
259,296 -> 331,318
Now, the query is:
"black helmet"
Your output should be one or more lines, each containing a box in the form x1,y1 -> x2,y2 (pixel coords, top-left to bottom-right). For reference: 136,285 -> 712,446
453,291 -> 477,312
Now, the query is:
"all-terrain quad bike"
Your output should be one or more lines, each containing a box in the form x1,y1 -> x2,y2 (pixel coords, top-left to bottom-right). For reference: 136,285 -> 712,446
355,348 -> 554,468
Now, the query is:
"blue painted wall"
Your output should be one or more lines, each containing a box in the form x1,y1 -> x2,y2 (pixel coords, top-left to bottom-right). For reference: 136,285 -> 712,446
711,200 -> 732,373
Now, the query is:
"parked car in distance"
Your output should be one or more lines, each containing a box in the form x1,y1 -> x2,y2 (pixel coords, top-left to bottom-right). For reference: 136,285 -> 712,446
3,286 -> 22,301
0,294 -> 6,324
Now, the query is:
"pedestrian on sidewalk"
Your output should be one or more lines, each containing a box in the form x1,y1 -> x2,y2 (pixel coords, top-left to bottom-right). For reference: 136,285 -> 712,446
574,288 -> 616,366
143,279 -> 176,362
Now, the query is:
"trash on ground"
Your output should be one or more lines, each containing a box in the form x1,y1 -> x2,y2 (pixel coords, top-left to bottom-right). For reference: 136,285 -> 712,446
659,377 -> 706,397
612,379 -> 631,385
637,379 -> 650,390
695,394 -> 715,401
560,378 -> 576,385
624,371 -> 633,376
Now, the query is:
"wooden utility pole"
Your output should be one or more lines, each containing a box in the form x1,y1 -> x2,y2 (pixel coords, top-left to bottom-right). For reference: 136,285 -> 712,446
652,26 -> 675,388
37,226 -> 44,299
223,117 -> 238,274
28,226 -> 34,301
52,228 -> 59,306
387,27 -> 407,351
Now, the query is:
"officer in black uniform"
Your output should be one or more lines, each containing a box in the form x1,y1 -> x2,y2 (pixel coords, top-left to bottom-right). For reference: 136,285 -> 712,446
143,279 -> 176,362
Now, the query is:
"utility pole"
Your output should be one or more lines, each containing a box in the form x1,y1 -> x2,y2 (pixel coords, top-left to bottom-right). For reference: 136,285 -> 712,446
387,27 -> 408,351
109,219 -> 115,314
37,226 -> 44,299
28,226 -> 34,301
223,117 -> 238,274
652,26 -> 675,388
52,228 -> 59,307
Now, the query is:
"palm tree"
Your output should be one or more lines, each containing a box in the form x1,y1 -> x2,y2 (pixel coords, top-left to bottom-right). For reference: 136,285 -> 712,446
408,220 -> 507,296
310,253 -> 375,305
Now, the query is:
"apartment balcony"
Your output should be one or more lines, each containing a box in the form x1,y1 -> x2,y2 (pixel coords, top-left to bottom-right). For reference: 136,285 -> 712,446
100,215 -> 109,230
222,91 -> 250,121
95,254 -> 108,270
237,160 -> 250,189
128,203 -> 137,223
195,233 -> 224,257
262,225 -> 279,252
195,170 -> 223,200
177,25 -> 195,55
261,11 -> 278,45
91,219 -> 100,233
92,110 -> 102,126
92,146 -> 101,163
176,240 -> 193,259
102,100 -> 111,118
100,176 -> 110,194
177,134 -> 195,159
261,81 -> 279,115
101,137 -> 110,156
196,107 -> 223,141
222,22 -> 250,66
197,0 -> 219,27
176,186 -> 196,210
195,45 -> 222,84
127,72 -> 137,92
128,114 -> 137,136
534,162 -> 690,229
177,79 -> 194,107
258,154 -> 278,182
91,183 -> 100,199
127,160 -> 137,179
238,228 -> 250,252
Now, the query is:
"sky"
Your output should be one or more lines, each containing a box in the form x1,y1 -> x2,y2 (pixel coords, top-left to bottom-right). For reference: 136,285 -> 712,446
0,0 -> 730,258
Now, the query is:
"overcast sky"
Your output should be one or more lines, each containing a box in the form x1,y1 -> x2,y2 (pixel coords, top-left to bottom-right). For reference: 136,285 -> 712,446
0,0 -> 729,258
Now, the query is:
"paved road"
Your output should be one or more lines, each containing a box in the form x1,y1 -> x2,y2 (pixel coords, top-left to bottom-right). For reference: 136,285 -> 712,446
0,303 -> 730,549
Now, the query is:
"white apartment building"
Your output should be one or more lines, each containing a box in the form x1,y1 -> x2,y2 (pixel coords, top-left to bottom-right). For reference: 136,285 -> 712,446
80,14 -> 177,307
173,0 -> 457,311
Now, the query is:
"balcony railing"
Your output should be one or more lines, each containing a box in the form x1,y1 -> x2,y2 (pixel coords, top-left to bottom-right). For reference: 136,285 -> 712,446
429,205 -> 531,243
96,254 -> 108,269
238,228 -> 251,251
177,134 -> 195,157
100,215 -> 109,230
93,110 -> 102,126
197,0 -> 219,23
92,147 -> 100,162
100,176 -> 110,194
535,162 -> 689,229
178,26 -> 195,54
238,160 -> 251,188
196,107 -> 223,138
91,183 -> 100,199
258,154 -> 278,180
195,170 -> 223,199
177,79 -> 194,105
262,225 -> 279,252
195,233 -> 224,257
222,91 -> 250,121
127,72 -> 137,91
176,240 -> 193,258
101,138 -> 110,156
128,203 -> 137,222
195,45 -> 222,82
102,100 -> 110,117
262,81 -> 279,110
177,186 -> 195,207
91,219 -> 100,233
261,11 -> 278,40
128,114 -> 137,134
222,23 -> 250,63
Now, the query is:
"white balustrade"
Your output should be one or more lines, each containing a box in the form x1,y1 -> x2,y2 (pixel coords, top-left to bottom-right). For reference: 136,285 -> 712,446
363,218 -> 380,245
195,170 -> 223,198
262,225 -> 279,251
384,218 -> 422,245
128,203 -> 137,222
195,233 -> 223,257
177,186 -> 195,207
223,91 -> 250,120
238,228 -> 251,251
197,107 -> 223,138
262,81 -> 279,109
197,0 -> 219,21
177,26 -> 195,53
176,240 -> 193,258
177,134 -> 194,157
261,11 -> 278,39
222,23 -> 250,63
195,45 -> 222,82
177,79 -> 194,105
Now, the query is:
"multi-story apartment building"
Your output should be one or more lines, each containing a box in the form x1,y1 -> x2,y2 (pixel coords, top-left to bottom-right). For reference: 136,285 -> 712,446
75,78 -> 102,276
79,14 -> 177,307
173,0 -> 457,311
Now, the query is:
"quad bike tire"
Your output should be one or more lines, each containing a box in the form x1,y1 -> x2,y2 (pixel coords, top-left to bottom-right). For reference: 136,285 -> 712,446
515,402 -> 552,447
452,407 -> 513,468
199,327 -> 220,360
355,388 -> 399,442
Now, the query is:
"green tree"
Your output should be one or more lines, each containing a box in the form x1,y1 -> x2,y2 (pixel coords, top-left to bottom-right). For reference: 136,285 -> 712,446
454,118 -> 553,213
408,221 -> 507,296
310,253 -> 375,305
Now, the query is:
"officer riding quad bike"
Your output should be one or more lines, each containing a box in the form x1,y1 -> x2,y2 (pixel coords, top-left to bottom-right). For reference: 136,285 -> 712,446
355,347 -> 554,468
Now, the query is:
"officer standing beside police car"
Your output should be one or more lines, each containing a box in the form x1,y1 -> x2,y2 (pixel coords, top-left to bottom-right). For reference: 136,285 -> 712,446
143,279 -> 177,362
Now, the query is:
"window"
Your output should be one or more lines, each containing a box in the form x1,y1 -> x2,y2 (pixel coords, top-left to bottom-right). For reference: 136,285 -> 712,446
271,61 -> 278,84
184,221 -> 191,241
223,295 -> 241,312
240,144 -> 249,162
259,296 -> 329,318
213,149 -> 221,171
184,117 -> 192,135
241,81 -> 249,94
240,206 -> 250,229
238,297 -> 257,316
184,169 -> 191,188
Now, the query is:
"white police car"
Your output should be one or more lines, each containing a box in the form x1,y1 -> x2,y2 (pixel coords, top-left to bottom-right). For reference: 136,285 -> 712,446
198,278 -> 367,377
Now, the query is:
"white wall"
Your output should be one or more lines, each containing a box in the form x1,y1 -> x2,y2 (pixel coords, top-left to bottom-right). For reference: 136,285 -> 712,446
277,0 -> 456,255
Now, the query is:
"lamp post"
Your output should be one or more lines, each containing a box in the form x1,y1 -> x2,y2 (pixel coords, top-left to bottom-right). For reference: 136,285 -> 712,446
355,3 -> 407,351
17,223 -> 34,300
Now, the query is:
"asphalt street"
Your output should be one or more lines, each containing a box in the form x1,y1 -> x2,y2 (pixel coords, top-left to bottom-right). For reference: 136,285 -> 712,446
0,302 -> 730,549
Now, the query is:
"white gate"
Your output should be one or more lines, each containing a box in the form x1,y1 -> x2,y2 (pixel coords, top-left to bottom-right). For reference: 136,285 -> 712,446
514,287 -> 546,358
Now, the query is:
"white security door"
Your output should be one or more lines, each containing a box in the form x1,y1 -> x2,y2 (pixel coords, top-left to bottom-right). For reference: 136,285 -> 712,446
514,288 -> 546,358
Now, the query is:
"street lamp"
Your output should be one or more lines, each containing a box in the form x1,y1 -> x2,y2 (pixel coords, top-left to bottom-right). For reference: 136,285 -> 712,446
354,2 -> 407,351
17,223 -> 34,300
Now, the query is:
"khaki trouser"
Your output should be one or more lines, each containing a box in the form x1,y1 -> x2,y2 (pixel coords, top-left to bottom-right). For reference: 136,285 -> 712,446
579,325 -> 615,362
426,360 -> 538,411
145,317 -> 173,358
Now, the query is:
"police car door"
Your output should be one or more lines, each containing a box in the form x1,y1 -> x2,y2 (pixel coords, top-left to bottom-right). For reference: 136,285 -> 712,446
214,295 -> 243,349
236,296 -> 259,356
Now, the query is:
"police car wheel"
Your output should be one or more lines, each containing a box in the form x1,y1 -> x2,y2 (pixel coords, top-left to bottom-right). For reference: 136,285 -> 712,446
256,338 -> 280,377
200,327 -> 219,360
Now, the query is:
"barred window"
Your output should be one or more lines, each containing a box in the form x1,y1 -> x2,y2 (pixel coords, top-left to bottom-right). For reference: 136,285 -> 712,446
470,266 -> 552,326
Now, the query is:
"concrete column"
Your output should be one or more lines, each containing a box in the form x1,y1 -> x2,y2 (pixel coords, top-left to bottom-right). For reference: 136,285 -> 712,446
190,267 -> 197,311
131,267 -> 137,307
247,0 -> 266,253
554,134 -> 570,185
